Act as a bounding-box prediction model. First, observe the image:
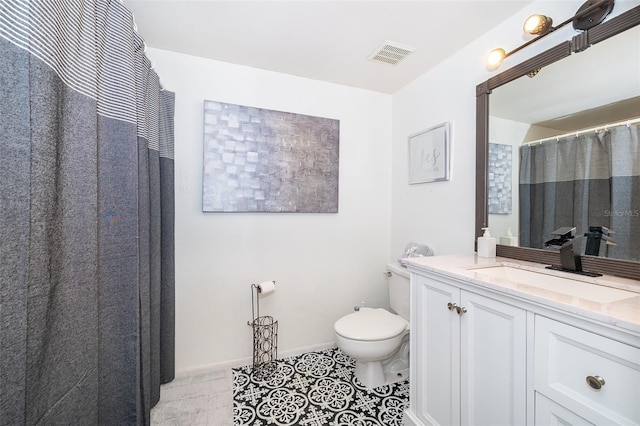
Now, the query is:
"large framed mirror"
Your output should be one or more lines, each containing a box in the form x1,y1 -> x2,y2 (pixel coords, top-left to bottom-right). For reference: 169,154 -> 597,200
476,5 -> 640,280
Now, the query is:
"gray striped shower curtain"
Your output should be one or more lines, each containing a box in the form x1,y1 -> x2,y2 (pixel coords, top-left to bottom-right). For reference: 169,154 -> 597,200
0,1 -> 175,424
519,125 -> 640,261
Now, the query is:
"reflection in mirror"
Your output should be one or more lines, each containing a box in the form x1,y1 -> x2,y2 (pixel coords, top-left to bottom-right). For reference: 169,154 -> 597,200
488,26 -> 640,262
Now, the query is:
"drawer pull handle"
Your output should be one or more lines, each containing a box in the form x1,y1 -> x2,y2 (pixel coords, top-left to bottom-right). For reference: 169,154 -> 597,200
447,302 -> 458,312
586,375 -> 605,390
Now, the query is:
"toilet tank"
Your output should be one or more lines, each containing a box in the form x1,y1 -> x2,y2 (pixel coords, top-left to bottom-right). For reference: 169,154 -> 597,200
386,263 -> 410,320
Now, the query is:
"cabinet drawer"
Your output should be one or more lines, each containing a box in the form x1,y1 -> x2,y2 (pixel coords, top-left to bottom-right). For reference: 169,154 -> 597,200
535,392 -> 594,426
535,316 -> 640,425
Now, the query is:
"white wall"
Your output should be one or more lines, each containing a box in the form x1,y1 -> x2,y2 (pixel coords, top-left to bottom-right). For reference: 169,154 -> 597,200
147,0 -> 638,373
147,48 -> 393,373
390,0 -> 638,258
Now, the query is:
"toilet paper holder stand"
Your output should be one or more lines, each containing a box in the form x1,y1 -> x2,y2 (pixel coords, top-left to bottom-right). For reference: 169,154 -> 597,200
247,282 -> 278,379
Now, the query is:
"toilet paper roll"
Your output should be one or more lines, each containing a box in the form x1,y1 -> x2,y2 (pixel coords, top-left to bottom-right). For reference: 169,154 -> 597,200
256,280 -> 276,295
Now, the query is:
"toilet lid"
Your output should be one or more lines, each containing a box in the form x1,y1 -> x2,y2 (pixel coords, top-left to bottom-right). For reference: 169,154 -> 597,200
334,308 -> 407,341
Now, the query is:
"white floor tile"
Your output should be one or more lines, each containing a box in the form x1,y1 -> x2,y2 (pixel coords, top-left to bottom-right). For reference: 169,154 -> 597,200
152,367 -> 233,425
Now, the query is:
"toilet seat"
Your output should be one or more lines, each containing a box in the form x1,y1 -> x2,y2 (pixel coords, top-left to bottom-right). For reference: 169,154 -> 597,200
334,308 -> 407,341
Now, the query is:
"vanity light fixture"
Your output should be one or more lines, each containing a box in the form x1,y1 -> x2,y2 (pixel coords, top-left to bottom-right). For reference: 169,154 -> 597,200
487,0 -> 615,69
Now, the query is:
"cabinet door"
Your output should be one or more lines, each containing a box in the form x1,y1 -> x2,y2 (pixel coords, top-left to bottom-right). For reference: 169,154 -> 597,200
460,291 -> 527,426
412,275 -> 460,426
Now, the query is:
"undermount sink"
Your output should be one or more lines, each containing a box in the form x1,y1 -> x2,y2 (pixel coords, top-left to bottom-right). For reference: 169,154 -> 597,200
471,265 -> 637,304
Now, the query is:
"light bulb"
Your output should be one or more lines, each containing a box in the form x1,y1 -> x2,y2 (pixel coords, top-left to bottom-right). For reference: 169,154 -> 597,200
524,14 -> 552,35
486,48 -> 506,68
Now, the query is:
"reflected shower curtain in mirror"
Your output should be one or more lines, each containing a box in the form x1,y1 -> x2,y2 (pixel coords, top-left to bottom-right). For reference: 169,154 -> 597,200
0,1 -> 175,424
519,124 -> 639,261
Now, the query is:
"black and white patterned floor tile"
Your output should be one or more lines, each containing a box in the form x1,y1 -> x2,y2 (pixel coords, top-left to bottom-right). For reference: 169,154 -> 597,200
232,347 -> 409,425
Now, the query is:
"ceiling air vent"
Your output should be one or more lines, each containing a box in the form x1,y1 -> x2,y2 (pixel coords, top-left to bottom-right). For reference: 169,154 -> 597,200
368,40 -> 416,66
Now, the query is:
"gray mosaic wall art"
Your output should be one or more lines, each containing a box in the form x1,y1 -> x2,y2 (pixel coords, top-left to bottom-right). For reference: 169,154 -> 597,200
488,143 -> 512,215
202,100 -> 340,212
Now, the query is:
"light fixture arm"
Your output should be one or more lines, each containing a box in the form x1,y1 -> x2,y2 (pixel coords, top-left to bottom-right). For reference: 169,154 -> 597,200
493,0 -> 614,66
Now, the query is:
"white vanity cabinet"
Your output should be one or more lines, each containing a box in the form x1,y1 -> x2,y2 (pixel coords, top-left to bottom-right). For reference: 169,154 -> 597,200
406,273 -> 527,426
405,255 -> 640,426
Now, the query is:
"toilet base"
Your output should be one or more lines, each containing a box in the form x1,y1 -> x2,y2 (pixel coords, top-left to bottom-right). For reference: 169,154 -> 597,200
354,360 -> 386,389
385,366 -> 409,384
353,335 -> 410,389
354,363 -> 410,389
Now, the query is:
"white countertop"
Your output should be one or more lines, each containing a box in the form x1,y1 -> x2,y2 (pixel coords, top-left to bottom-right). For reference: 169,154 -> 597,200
404,254 -> 640,334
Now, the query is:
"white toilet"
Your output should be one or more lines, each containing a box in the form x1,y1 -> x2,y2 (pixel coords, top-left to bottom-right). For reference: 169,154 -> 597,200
334,263 -> 410,389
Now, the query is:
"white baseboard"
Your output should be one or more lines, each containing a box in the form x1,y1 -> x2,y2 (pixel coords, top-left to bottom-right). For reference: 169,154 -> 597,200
403,409 -> 420,426
278,341 -> 336,359
174,341 -> 336,378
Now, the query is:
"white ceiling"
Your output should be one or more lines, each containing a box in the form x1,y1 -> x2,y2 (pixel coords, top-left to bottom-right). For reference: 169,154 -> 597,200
123,0 -> 534,94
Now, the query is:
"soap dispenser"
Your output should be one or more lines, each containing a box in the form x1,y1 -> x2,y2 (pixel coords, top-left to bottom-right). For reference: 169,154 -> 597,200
500,227 -> 518,247
478,227 -> 496,258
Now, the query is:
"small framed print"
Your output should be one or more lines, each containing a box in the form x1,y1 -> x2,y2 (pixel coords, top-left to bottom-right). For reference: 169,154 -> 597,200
408,122 -> 450,184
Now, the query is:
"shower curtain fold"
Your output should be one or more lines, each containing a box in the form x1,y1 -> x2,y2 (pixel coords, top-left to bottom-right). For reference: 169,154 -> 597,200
0,1 -> 175,424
